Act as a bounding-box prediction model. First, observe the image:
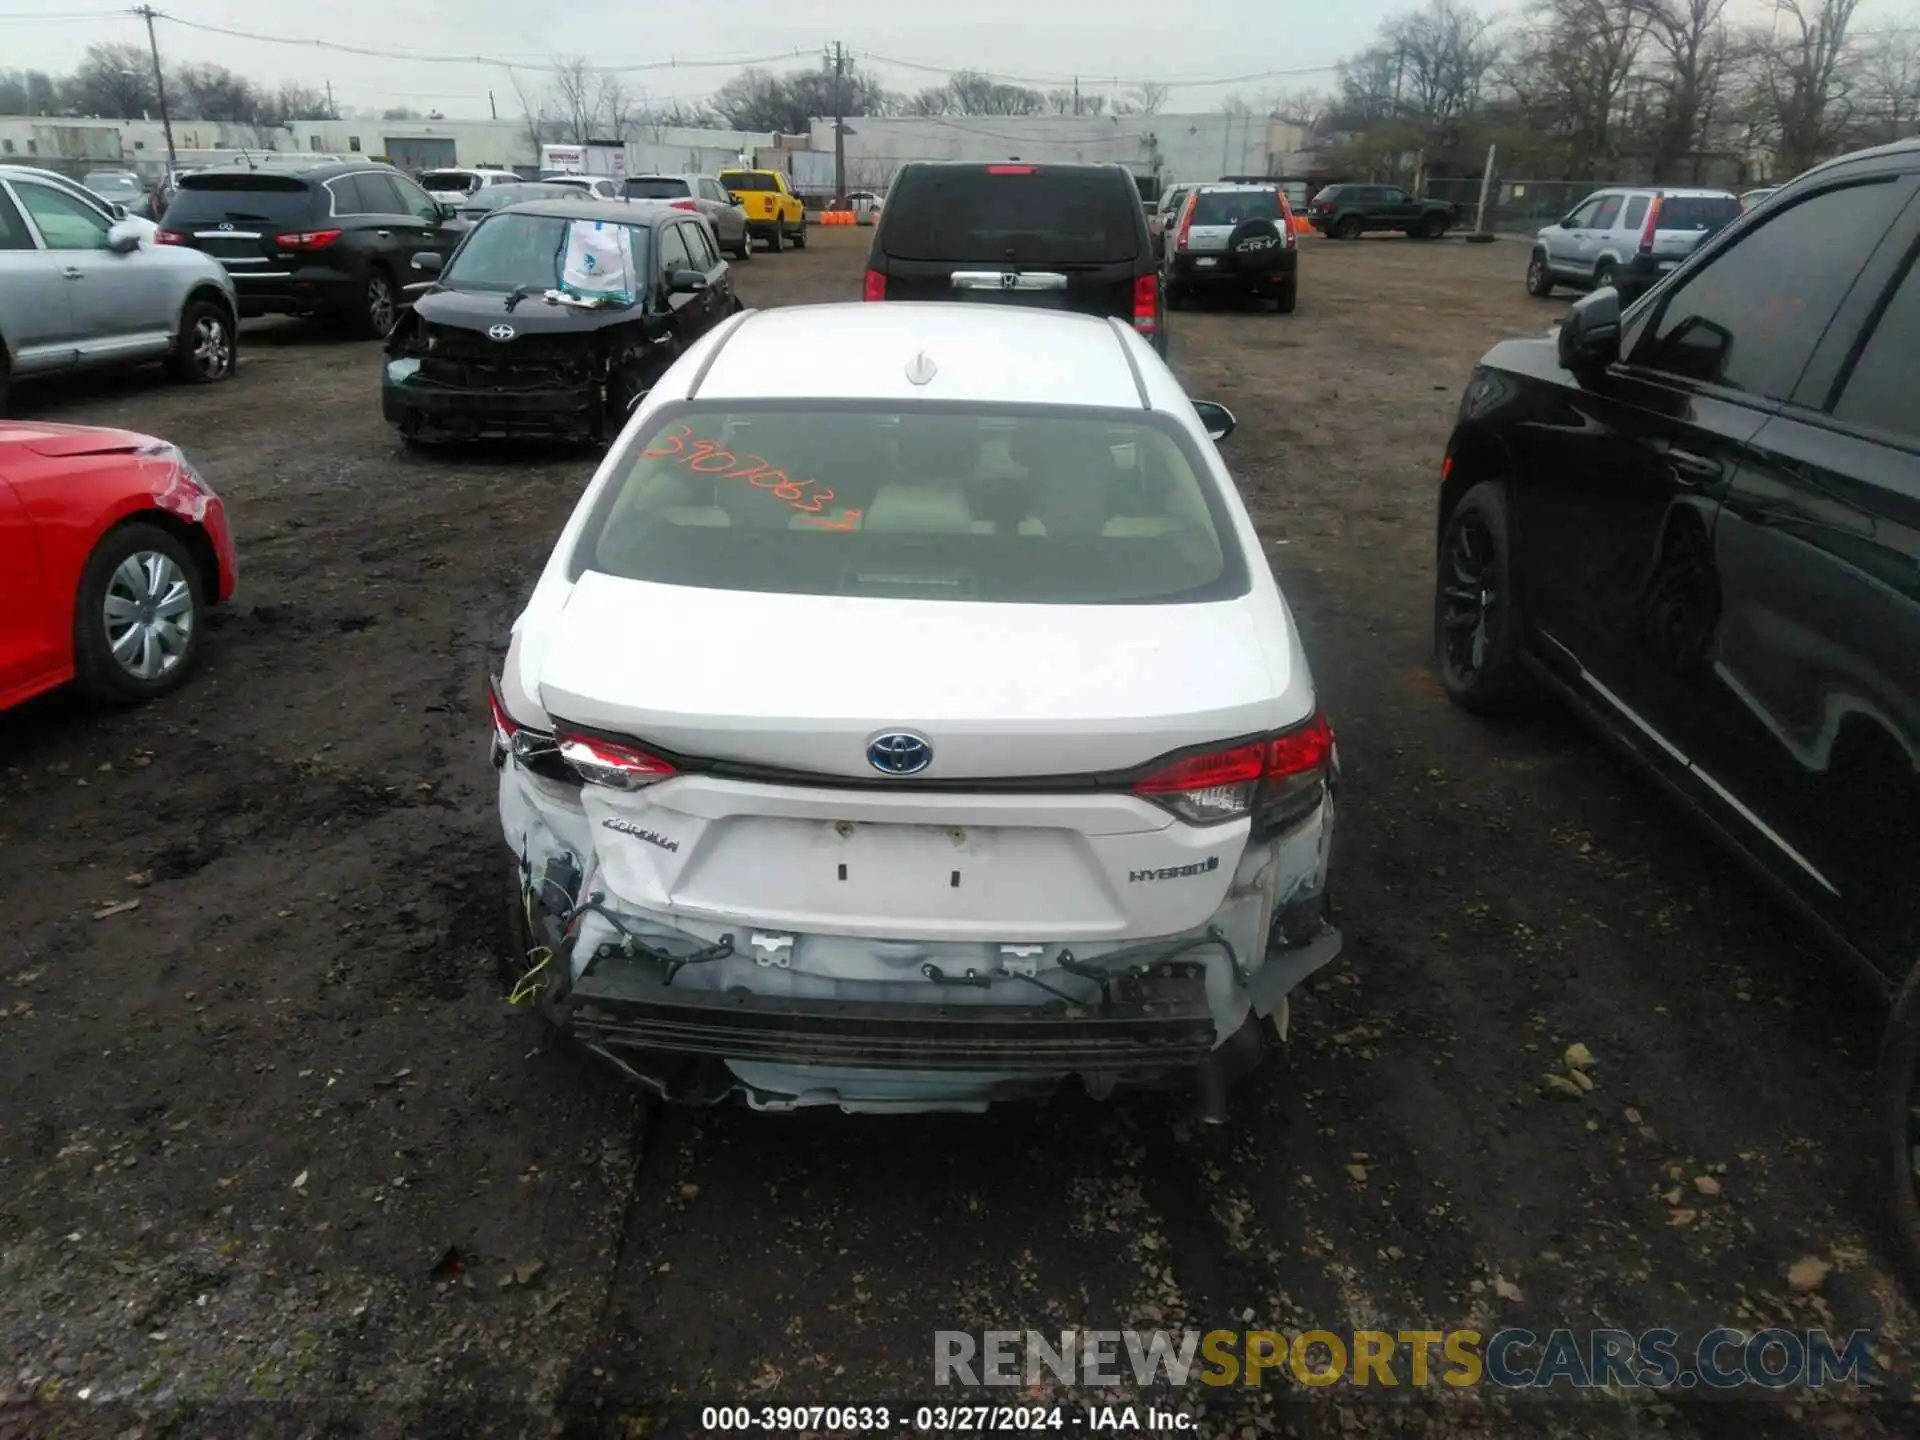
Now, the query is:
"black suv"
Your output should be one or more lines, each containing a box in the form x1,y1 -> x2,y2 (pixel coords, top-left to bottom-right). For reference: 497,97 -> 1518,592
862,161 -> 1166,356
382,198 -> 739,445
158,162 -> 465,336
1305,183 -> 1454,239
1432,138 -> 1920,1267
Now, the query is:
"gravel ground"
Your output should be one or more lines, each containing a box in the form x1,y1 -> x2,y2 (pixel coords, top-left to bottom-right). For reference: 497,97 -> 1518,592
1,228 -> 1915,1438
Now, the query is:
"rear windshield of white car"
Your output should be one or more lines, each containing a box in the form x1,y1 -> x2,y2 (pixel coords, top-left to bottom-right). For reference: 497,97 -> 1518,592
1189,190 -> 1283,226
420,170 -> 480,194
576,404 -> 1247,604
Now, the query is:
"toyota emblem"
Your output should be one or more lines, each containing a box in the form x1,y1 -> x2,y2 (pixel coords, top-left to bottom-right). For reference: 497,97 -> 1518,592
488,324 -> 515,341
867,731 -> 933,776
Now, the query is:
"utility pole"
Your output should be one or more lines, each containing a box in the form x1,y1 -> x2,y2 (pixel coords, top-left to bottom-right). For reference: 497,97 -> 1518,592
831,39 -> 847,204
1073,77 -> 1081,116
325,78 -> 336,120
488,89 -> 497,120
135,6 -> 177,177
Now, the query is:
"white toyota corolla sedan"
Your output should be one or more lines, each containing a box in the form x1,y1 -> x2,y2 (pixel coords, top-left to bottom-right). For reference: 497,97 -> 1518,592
490,301 -> 1341,1116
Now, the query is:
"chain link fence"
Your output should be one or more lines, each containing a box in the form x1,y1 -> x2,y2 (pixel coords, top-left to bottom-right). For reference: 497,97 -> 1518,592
1424,178 -> 1626,237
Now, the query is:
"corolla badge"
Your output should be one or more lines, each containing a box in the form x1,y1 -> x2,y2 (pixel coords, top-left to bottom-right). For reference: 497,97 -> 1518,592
867,731 -> 933,776
488,323 -> 516,341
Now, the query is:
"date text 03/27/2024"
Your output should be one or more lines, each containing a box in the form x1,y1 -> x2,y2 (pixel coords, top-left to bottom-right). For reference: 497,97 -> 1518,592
699,1405 -> 1193,1432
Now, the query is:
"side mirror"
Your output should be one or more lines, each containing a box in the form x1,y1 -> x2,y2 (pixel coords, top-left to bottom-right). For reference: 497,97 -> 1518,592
438,200 -> 457,219
1557,287 -> 1622,374
1193,400 -> 1237,443
106,219 -> 143,254
668,267 -> 710,294
411,250 -> 443,273
110,201 -> 128,220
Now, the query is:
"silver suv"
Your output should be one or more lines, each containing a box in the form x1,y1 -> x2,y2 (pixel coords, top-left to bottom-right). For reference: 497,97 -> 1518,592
1527,186 -> 1740,300
0,167 -> 238,411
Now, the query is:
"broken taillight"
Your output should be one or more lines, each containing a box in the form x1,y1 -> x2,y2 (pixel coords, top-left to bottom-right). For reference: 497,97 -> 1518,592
488,675 -> 564,775
553,727 -> 676,790
1133,713 -> 1335,827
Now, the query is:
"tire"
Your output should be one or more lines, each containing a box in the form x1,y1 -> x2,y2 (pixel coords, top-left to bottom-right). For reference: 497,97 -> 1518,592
768,225 -> 784,254
1525,250 -> 1556,298
1593,259 -> 1618,293
1274,276 -> 1297,314
166,298 -> 235,384
1877,957 -> 1920,1292
347,268 -> 398,339
72,522 -> 206,703
1421,215 -> 1450,240
733,230 -> 752,261
791,217 -> 807,249
1334,216 -> 1364,240
1434,481 -> 1536,712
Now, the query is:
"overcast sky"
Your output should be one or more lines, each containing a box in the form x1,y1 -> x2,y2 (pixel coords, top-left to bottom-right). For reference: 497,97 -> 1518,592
2,0 -> 1909,118
5,0 -> 1455,116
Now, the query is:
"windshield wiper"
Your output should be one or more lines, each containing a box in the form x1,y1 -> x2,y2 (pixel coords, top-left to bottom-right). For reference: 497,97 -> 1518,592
502,284 -> 549,312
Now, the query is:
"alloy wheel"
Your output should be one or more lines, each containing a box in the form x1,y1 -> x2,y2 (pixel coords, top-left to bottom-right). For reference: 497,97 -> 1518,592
192,315 -> 231,379
368,276 -> 395,334
104,550 -> 194,681
1439,514 -> 1501,684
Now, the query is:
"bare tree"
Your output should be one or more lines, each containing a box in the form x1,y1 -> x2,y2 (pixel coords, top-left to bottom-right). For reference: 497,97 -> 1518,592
906,70 -> 1046,117
1762,0 -> 1863,172
549,57 -> 599,143
1128,81 -> 1171,114
1854,28 -> 1920,145
1500,0 -> 1647,174
1631,0 -> 1734,180
1392,0 -> 1502,124
66,42 -> 156,119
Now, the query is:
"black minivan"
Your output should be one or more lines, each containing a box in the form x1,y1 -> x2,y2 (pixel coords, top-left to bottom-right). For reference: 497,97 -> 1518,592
158,161 -> 465,336
862,161 -> 1166,355
1431,138 -> 1920,1275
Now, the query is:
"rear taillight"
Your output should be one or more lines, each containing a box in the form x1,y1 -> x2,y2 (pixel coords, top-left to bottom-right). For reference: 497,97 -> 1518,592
1132,272 -> 1158,336
669,200 -> 696,211
1175,196 -> 1195,251
554,726 -> 676,790
155,228 -> 187,245
275,229 -> 343,251
1279,195 -> 1298,249
1637,194 -> 1663,254
863,269 -> 886,301
1133,713 -> 1335,826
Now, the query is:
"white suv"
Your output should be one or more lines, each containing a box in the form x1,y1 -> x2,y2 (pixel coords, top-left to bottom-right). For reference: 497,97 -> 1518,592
491,302 -> 1342,1116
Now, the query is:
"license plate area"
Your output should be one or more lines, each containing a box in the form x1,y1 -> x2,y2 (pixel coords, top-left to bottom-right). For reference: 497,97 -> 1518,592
1194,257 -> 1218,268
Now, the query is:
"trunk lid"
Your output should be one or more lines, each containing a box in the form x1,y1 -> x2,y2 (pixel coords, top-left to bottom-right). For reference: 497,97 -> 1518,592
534,573 -> 1292,780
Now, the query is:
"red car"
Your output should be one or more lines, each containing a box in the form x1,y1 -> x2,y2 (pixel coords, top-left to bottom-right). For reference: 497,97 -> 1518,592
0,421 -> 235,710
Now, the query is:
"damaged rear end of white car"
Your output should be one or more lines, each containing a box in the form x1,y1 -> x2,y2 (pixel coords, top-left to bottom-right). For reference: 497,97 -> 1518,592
490,305 -> 1342,1118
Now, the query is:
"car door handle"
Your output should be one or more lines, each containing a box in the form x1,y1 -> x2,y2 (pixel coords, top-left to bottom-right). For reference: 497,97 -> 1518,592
1666,448 -> 1724,486
61,266 -> 84,280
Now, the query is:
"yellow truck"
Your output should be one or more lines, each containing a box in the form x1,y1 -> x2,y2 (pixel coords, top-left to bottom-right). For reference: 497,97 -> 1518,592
718,169 -> 807,252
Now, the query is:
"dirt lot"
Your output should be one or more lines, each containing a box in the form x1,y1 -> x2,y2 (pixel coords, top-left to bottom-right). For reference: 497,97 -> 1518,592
2,228 -> 1916,1437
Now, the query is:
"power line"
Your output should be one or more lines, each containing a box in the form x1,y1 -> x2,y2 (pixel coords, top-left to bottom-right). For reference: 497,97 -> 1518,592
852,48 -> 1339,91
146,13 -> 809,75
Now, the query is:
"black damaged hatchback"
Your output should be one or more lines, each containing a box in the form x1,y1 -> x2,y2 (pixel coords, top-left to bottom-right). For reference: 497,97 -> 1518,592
382,197 -> 739,445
